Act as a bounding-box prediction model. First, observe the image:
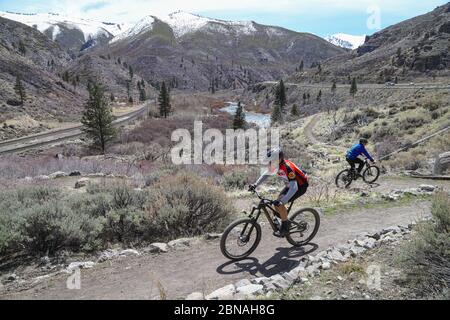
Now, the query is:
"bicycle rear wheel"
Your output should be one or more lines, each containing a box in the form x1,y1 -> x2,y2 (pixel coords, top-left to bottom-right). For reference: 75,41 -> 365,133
286,208 -> 320,247
336,169 -> 353,188
220,218 -> 262,260
363,165 -> 380,184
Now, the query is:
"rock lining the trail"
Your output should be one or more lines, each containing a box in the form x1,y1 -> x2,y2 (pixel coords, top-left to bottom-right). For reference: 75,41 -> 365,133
381,184 -> 438,201
188,222 -> 418,300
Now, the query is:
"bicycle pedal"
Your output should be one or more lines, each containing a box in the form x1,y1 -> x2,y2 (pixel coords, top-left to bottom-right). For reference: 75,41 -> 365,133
272,231 -> 287,238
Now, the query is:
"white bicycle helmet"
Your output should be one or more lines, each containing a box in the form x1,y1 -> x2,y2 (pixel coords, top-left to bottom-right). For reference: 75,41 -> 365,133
266,148 -> 283,162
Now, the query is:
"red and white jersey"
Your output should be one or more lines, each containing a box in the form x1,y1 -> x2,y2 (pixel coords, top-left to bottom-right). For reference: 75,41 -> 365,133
277,160 -> 308,186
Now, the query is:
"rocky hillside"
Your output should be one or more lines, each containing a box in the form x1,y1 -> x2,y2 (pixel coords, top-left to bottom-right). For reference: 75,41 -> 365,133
0,17 -> 86,129
106,11 -> 346,91
294,3 -> 450,83
0,16 -> 152,140
0,12 -> 127,56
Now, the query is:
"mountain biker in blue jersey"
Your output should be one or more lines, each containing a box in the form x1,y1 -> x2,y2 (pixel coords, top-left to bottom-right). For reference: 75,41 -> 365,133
346,138 -> 375,178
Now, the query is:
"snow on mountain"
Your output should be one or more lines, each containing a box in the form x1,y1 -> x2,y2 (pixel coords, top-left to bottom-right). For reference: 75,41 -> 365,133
110,16 -> 155,43
326,33 -> 366,50
0,11 -> 127,41
161,11 -> 263,37
111,11 -> 268,43
162,11 -> 214,37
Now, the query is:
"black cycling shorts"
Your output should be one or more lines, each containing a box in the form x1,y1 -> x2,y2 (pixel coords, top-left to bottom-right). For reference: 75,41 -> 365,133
279,182 -> 309,203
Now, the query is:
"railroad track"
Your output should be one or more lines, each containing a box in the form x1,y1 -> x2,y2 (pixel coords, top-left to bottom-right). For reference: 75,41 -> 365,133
0,105 -> 148,155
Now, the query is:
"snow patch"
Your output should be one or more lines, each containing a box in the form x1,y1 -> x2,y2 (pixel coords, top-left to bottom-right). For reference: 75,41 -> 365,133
0,11 -> 124,42
325,33 -> 366,50
110,16 -> 155,43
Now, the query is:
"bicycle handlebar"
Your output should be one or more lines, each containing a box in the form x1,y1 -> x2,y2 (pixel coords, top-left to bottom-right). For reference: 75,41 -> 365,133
250,189 -> 273,204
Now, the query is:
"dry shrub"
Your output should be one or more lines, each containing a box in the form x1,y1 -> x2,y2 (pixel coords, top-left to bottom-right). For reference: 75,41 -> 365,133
305,177 -> 340,207
385,150 -> 427,171
400,192 -> 450,298
147,173 -> 232,240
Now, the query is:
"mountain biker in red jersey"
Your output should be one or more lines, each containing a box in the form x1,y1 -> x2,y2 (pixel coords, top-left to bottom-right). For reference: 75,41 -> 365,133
249,148 -> 309,237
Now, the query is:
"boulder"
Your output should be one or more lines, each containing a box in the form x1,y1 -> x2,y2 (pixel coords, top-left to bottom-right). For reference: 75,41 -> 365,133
270,275 -> 292,289
206,284 -> 236,300
120,249 -> 140,257
363,238 -> 377,249
97,250 -> 119,262
49,171 -> 68,179
349,246 -> 366,257
168,238 -> 192,249
252,277 -> 270,285
236,284 -> 264,296
67,261 -> 95,272
35,175 -> 50,180
75,178 -> 90,189
186,292 -> 204,300
87,173 -> 106,177
281,271 -> 297,283
321,261 -> 331,270
380,235 -> 395,244
419,184 -> 436,192
204,233 -> 222,240
306,264 -> 320,276
327,249 -> 347,262
381,226 -> 401,235
146,243 -> 169,253
235,279 -> 252,288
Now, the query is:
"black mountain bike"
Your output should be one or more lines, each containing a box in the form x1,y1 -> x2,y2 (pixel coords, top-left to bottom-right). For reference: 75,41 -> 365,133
220,190 -> 320,261
335,159 -> 380,188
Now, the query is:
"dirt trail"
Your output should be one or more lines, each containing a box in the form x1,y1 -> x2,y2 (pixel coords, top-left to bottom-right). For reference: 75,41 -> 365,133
2,178 -> 447,300
303,114 -> 322,145
3,204 -> 430,300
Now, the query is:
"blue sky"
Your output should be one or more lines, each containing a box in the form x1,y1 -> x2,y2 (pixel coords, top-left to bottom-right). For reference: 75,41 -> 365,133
0,0 -> 447,37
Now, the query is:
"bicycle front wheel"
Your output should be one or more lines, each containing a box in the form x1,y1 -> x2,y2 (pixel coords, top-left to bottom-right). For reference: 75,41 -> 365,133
363,165 -> 380,184
336,169 -> 353,188
220,218 -> 262,260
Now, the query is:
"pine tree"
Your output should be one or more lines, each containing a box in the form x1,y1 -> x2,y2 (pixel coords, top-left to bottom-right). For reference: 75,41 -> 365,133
331,80 -> 337,94
14,75 -> 26,106
81,82 -> 116,154
291,104 -> 299,117
303,93 -> 307,104
110,93 -> 115,102
139,87 -> 147,102
129,65 -> 134,79
18,41 -> 26,55
210,79 -> 215,94
271,104 -> 282,124
350,78 -> 358,98
299,60 -> 304,72
274,79 -> 286,112
126,80 -> 131,101
316,90 -> 322,103
233,102 -> 247,129
158,81 -> 171,118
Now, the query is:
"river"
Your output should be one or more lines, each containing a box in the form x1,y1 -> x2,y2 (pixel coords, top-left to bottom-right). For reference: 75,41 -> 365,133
220,102 -> 271,128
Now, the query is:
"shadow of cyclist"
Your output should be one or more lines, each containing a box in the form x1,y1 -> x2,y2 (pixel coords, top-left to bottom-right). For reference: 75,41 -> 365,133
216,243 -> 318,278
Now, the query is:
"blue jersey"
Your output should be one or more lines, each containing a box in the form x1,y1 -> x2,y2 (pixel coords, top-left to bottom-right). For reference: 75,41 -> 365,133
346,143 -> 374,161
